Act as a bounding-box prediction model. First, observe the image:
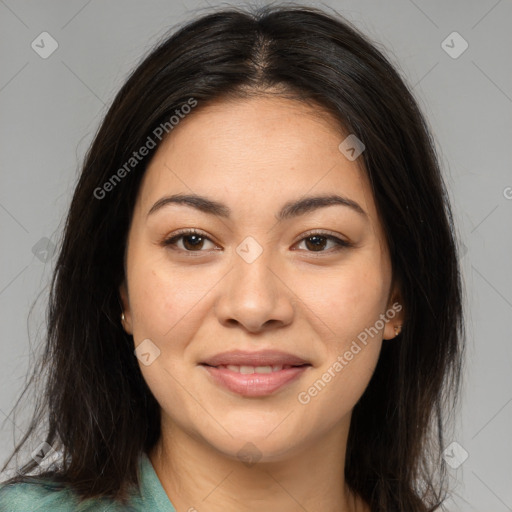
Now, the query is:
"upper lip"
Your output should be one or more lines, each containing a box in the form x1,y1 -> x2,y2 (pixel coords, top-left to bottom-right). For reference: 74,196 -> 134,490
200,349 -> 311,367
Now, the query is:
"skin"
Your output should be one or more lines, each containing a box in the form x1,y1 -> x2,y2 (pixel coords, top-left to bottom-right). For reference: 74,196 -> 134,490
119,94 -> 404,512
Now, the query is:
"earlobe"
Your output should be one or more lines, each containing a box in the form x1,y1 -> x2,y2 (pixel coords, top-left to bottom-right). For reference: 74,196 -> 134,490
119,281 -> 133,335
383,287 -> 405,340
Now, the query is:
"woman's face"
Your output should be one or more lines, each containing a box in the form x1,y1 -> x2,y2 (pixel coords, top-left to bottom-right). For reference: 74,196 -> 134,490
120,95 -> 403,461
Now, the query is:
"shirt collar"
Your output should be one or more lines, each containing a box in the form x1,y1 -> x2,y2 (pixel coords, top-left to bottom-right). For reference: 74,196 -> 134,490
137,452 -> 177,511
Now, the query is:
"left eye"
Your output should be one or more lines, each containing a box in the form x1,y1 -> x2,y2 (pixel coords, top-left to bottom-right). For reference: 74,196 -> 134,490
295,234 -> 350,252
163,230 -> 350,254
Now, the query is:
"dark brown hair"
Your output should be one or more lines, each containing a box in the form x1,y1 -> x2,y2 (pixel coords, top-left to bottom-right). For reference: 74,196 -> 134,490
1,4 -> 465,511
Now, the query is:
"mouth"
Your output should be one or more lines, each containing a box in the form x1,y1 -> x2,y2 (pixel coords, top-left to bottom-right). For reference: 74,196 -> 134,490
199,363 -> 312,397
200,363 -> 311,373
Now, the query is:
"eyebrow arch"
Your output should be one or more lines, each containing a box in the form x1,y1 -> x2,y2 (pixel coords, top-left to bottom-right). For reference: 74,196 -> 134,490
147,193 -> 367,221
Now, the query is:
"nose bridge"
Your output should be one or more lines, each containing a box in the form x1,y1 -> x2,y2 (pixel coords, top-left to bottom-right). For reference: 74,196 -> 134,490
236,238 -> 274,290
232,234 -> 279,304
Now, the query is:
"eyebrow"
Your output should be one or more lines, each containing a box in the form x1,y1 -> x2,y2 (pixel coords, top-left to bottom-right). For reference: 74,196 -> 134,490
147,193 -> 367,221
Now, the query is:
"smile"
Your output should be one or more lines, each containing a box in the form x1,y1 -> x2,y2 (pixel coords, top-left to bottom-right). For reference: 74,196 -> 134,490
214,364 -> 298,373
200,363 -> 311,397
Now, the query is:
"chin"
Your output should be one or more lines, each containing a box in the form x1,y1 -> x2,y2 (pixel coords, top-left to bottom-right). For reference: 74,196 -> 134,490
199,425 -> 301,463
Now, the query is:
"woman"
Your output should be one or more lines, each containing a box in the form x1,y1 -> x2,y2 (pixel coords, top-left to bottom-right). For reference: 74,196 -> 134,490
0,4 -> 464,511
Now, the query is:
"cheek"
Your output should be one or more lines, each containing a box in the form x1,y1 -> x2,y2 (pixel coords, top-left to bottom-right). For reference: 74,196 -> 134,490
128,267 -> 174,339
127,249 -> 218,343
297,262 -> 389,343
295,271 -> 386,417
293,259 -> 388,399
127,258 -> 211,416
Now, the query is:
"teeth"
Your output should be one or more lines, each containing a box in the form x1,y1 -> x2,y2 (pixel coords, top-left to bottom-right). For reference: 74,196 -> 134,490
219,364 -> 294,373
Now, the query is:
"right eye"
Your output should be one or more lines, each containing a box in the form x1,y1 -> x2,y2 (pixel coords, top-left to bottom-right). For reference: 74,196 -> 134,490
162,229 -> 218,253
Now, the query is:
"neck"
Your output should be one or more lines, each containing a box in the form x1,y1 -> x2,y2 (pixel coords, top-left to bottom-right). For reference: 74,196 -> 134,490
148,416 -> 368,512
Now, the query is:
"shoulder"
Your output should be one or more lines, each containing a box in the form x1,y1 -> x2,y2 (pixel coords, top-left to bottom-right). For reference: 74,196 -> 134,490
0,479 -> 75,511
0,479 -> 137,512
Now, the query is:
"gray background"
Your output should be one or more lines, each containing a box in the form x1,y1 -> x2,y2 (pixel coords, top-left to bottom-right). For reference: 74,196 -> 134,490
1,1 -> 511,510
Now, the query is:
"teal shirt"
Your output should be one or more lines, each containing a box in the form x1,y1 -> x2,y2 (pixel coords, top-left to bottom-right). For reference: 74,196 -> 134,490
0,453 -> 176,511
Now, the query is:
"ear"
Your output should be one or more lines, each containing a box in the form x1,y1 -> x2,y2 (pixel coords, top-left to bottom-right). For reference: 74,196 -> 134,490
382,283 -> 405,340
119,280 -> 133,335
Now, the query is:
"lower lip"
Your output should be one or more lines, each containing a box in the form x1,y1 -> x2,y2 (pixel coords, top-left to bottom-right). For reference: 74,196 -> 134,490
200,364 -> 311,397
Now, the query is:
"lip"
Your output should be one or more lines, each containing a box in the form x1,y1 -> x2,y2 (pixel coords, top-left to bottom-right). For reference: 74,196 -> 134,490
200,349 -> 310,367
200,364 -> 311,397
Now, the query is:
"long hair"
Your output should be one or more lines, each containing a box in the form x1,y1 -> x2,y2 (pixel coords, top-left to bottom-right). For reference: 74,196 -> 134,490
1,4 -> 465,511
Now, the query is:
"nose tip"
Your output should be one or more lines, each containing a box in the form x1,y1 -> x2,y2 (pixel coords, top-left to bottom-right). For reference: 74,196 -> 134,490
214,250 -> 295,333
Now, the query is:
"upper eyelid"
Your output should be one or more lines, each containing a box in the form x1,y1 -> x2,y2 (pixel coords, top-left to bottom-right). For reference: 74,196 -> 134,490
165,228 -> 217,245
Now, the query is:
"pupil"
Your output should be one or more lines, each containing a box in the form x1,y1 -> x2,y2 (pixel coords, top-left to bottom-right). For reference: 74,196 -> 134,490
306,236 -> 326,251
184,235 -> 203,250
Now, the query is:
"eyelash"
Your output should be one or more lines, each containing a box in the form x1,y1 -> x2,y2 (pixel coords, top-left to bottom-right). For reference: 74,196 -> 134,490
162,228 -> 352,256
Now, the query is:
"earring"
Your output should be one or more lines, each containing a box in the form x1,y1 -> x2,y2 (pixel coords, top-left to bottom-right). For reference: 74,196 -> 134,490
121,312 -> 125,322
394,325 -> 402,336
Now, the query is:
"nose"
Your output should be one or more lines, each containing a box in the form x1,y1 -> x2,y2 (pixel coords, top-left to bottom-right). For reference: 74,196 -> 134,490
214,244 -> 295,333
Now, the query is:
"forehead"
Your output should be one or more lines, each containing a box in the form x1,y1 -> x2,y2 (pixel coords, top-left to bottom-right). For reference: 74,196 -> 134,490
136,95 -> 378,225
